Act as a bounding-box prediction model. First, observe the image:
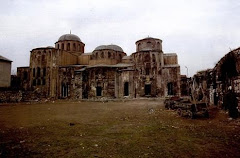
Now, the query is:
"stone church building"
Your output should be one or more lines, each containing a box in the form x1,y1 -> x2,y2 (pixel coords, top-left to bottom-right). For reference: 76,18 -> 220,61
17,34 -> 181,99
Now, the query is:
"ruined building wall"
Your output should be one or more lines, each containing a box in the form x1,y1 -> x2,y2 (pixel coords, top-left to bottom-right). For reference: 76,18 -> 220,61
17,67 -> 30,90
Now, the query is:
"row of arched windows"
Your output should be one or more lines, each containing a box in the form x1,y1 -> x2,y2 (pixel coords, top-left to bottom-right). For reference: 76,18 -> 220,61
134,53 -> 157,63
32,78 -> 46,86
92,51 -> 123,60
137,41 -> 161,51
56,42 -> 81,51
32,67 -> 46,78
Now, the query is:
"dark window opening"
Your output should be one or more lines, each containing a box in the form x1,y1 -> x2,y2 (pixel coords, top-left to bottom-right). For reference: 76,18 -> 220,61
138,43 -> 141,51
37,67 -> 41,77
33,68 -> 35,77
37,79 -> 41,85
152,54 -> 156,62
96,86 -> 102,96
23,71 -> 28,80
73,43 -> 76,51
101,52 -> 104,58
62,84 -> 68,98
42,79 -> 46,85
62,43 -> 64,50
145,84 -> 151,96
67,43 -> 70,51
33,79 -> 36,86
108,52 -> 111,58
43,68 -> 46,77
167,82 -> 174,95
42,55 -> 45,62
146,68 -> 150,75
124,82 -> 129,96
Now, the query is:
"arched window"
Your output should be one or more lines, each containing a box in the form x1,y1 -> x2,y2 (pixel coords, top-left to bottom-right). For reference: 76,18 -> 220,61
108,52 -> 111,58
23,71 -> 28,80
73,43 -> 76,51
33,79 -> 36,86
37,67 -> 41,77
113,53 -> 115,59
96,52 -> 98,59
57,44 -> 59,49
62,43 -> 64,50
42,55 -> 45,62
78,44 -> 81,51
67,43 -> 70,51
33,68 -> 35,77
37,79 -> 41,85
43,67 -> 46,77
101,52 -> 104,58
152,54 -> 156,62
157,42 -> 160,50
42,79 -> 46,85
138,43 -> 141,51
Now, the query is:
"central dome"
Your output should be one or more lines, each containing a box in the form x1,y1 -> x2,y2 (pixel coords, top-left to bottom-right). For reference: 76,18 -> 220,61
58,34 -> 81,42
94,44 -> 123,52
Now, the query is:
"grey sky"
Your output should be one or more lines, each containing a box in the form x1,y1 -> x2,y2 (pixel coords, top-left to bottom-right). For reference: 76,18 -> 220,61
0,0 -> 240,76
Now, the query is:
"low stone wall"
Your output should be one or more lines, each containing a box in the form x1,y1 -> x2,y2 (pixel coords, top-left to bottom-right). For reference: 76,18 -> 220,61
0,90 -> 23,103
0,89 -> 49,103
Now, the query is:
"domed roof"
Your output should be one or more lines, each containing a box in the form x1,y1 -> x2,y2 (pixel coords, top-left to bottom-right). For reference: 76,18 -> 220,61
94,44 -> 123,52
58,34 -> 81,42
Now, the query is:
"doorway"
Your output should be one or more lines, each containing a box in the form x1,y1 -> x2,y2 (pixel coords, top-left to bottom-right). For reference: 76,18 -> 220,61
124,82 -> 129,96
96,86 -> 102,96
167,82 -> 174,95
145,84 -> 151,96
62,84 -> 68,98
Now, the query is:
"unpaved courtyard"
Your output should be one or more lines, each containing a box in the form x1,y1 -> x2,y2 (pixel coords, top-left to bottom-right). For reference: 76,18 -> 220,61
0,99 -> 240,157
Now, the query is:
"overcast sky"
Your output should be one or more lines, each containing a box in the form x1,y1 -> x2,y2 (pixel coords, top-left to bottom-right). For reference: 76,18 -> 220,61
0,0 -> 239,76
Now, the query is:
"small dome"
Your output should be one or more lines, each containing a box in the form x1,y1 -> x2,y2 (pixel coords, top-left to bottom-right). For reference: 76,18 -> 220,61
58,34 -> 81,42
94,44 -> 123,52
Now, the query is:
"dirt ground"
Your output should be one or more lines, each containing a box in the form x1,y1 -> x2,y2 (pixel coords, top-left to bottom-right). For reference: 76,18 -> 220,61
0,99 -> 240,158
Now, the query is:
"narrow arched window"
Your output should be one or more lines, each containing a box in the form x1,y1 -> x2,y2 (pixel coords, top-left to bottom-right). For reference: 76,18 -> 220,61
101,52 -> 104,58
73,43 -> 76,51
108,52 -> 111,58
33,68 -> 35,77
138,43 -> 141,51
157,42 -> 160,50
62,43 -> 64,50
37,67 -> 41,77
42,55 -> 45,62
43,68 -> 46,77
152,54 -> 156,62
67,43 -> 70,51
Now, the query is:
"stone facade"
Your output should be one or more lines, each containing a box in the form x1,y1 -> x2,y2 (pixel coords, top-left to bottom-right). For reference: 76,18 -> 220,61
0,55 -> 12,87
17,34 -> 181,100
